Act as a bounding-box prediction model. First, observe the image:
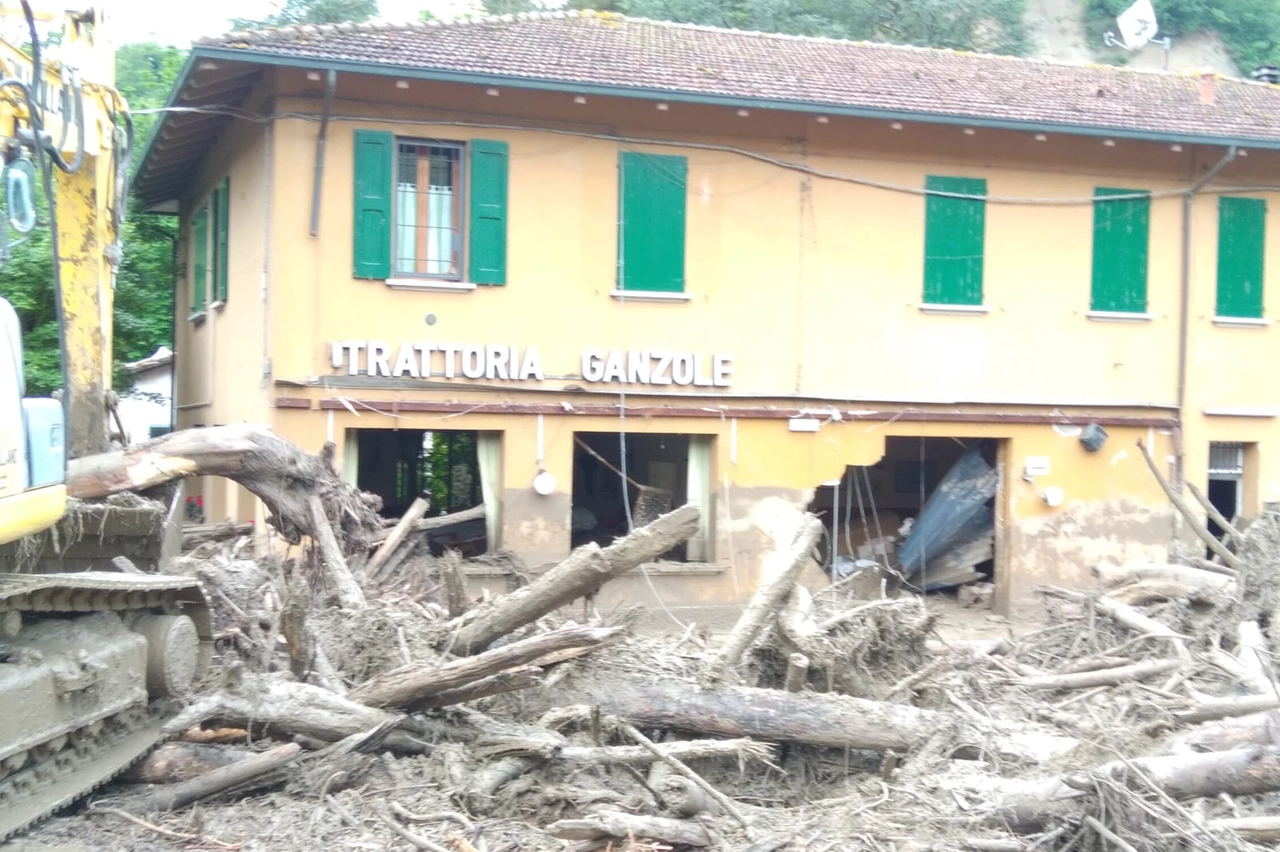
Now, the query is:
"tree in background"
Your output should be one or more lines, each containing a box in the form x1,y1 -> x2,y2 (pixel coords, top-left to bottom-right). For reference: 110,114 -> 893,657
565,0 -> 1031,55
1087,0 -> 1280,72
230,0 -> 378,29
4,41 -> 185,395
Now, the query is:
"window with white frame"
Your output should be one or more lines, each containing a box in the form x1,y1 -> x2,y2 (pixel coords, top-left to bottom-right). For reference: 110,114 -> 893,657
393,141 -> 463,279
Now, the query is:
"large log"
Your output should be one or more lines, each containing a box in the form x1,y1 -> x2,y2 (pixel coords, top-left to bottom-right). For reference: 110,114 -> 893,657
709,515 -> 824,679
546,812 -> 712,847
66,423 -> 380,552
1165,710 -> 1280,754
162,669 -> 434,752
114,743 -> 303,813
1093,561 -> 1235,592
124,743 -> 256,784
351,625 -> 624,709
447,505 -> 699,654
584,680 -> 1077,763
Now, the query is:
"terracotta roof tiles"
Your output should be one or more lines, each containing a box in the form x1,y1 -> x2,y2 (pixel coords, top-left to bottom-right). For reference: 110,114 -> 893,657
197,11 -> 1280,144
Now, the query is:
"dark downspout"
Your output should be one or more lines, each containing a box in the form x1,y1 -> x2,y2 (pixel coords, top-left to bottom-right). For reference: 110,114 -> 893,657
310,69 -> 337,237
1175,144 -> 1237,486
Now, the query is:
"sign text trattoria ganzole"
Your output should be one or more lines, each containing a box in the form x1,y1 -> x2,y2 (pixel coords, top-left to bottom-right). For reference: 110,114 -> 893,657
330,341 -> 733,388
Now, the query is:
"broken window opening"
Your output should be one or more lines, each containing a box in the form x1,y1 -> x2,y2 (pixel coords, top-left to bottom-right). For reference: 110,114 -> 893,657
807,436 -> 1000,599
1207,441 -> 1245,546
571,432 -> 712,562
354,428 -> 495,558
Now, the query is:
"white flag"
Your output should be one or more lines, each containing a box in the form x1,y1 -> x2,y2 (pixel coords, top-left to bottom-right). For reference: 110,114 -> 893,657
1116,0 -> 1159,50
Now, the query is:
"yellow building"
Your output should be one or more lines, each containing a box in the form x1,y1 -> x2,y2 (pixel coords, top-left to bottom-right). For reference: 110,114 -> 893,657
133,12 -> 1280,616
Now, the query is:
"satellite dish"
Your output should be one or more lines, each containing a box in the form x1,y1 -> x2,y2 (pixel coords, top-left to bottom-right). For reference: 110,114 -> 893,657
1114,0 -> 1159,51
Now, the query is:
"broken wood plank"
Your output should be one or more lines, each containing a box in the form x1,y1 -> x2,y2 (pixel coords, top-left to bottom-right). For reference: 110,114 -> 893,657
114,743 -> 302,813
367,496 -> 431,580
351,625 -> 624,709
447,506 -> 699,654
709,515 -> 824,679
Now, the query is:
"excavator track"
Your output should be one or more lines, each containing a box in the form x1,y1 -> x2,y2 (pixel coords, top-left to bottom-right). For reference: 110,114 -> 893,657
0,572 -> 213,843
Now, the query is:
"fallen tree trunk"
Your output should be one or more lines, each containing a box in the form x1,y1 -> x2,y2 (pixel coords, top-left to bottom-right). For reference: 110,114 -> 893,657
66,423 -> 380,551
181,521 -> 254,550
351,625 -> 624,709
1093,561 -> 1235,592
584,679 -> 1076,762
1211,816 -> 1280,842
124,743 -> 256,784
1165,710 -> 1280,754
369,504 -> 486,544
162,669 -> 433,751
447,506 -> 699,654
307,495 -> 366,610
1016,658 -> 1182,691
411,666 -> 544,710
367,496 -> 430,580
114,743 -> 302,813
1136,439 -> 1246,573
546,812 -> 711,847
709,515 -> 824,680
1173,694 -> 1280,725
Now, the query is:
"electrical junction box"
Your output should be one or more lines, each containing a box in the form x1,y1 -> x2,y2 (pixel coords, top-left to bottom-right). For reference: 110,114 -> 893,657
1024,456 -> 1051,478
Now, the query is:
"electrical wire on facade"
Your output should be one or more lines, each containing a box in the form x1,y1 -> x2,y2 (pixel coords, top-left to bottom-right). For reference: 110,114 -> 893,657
138,105 -> 1280,206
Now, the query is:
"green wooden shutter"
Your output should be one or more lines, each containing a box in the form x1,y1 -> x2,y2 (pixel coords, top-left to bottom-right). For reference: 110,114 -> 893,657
352,129 -> 393,279
192,205 -> 208,312
215,177 -> 230,302
923,175 -> 986,305
468,139 -> 509,285
1216,196 -> 1266,319
619,152 -> 687,293
1091,187 -> 1151,313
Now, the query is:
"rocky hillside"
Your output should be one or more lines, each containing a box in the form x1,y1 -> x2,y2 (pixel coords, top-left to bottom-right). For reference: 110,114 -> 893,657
1024,0 -> 1241,76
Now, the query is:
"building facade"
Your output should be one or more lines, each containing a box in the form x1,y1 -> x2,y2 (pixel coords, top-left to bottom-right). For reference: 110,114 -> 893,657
134,13 -> 1280,615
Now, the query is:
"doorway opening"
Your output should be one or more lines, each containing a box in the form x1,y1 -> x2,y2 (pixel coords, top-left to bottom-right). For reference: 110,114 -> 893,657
1207,442 -> 1245,544
570,432 -> 713,562
354,428 -> 499,556
807,436 -> 1000,595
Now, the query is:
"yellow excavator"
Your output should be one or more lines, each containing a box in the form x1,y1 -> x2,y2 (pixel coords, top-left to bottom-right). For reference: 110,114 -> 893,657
0,2 -> 211,839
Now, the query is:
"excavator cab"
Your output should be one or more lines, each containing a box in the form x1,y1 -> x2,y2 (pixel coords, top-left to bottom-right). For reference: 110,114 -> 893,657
0,293 -> 67,546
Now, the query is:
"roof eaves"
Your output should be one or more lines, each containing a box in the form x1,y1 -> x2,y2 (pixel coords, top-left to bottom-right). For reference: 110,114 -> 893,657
192,45 -> 1280,152
129,49 -> 203,196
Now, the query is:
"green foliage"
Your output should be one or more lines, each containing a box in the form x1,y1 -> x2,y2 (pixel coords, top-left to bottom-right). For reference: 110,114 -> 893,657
230,0 -> 378,29
603,0 -> 1032,55
2,39 -> 182,396
1085,0 -> 1280,71
115,42 -> 187,143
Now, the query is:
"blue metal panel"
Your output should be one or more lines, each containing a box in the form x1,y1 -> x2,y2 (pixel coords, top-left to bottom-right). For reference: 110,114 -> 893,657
897,443 -> 997,585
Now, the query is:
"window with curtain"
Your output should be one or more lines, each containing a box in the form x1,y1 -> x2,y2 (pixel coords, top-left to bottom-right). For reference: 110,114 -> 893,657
394,142 -> 463,278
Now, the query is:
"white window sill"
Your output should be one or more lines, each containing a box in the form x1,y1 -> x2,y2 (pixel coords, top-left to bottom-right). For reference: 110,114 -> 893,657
386,278 -> 478,293
188,311 -> 207,323
919,303 -> 989,315
610,289 -> 693,302
1204,407 -> 1280,418
1213,316 -> 1269,328
208,300 -> 226,311
1087,311 -> 1152,323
